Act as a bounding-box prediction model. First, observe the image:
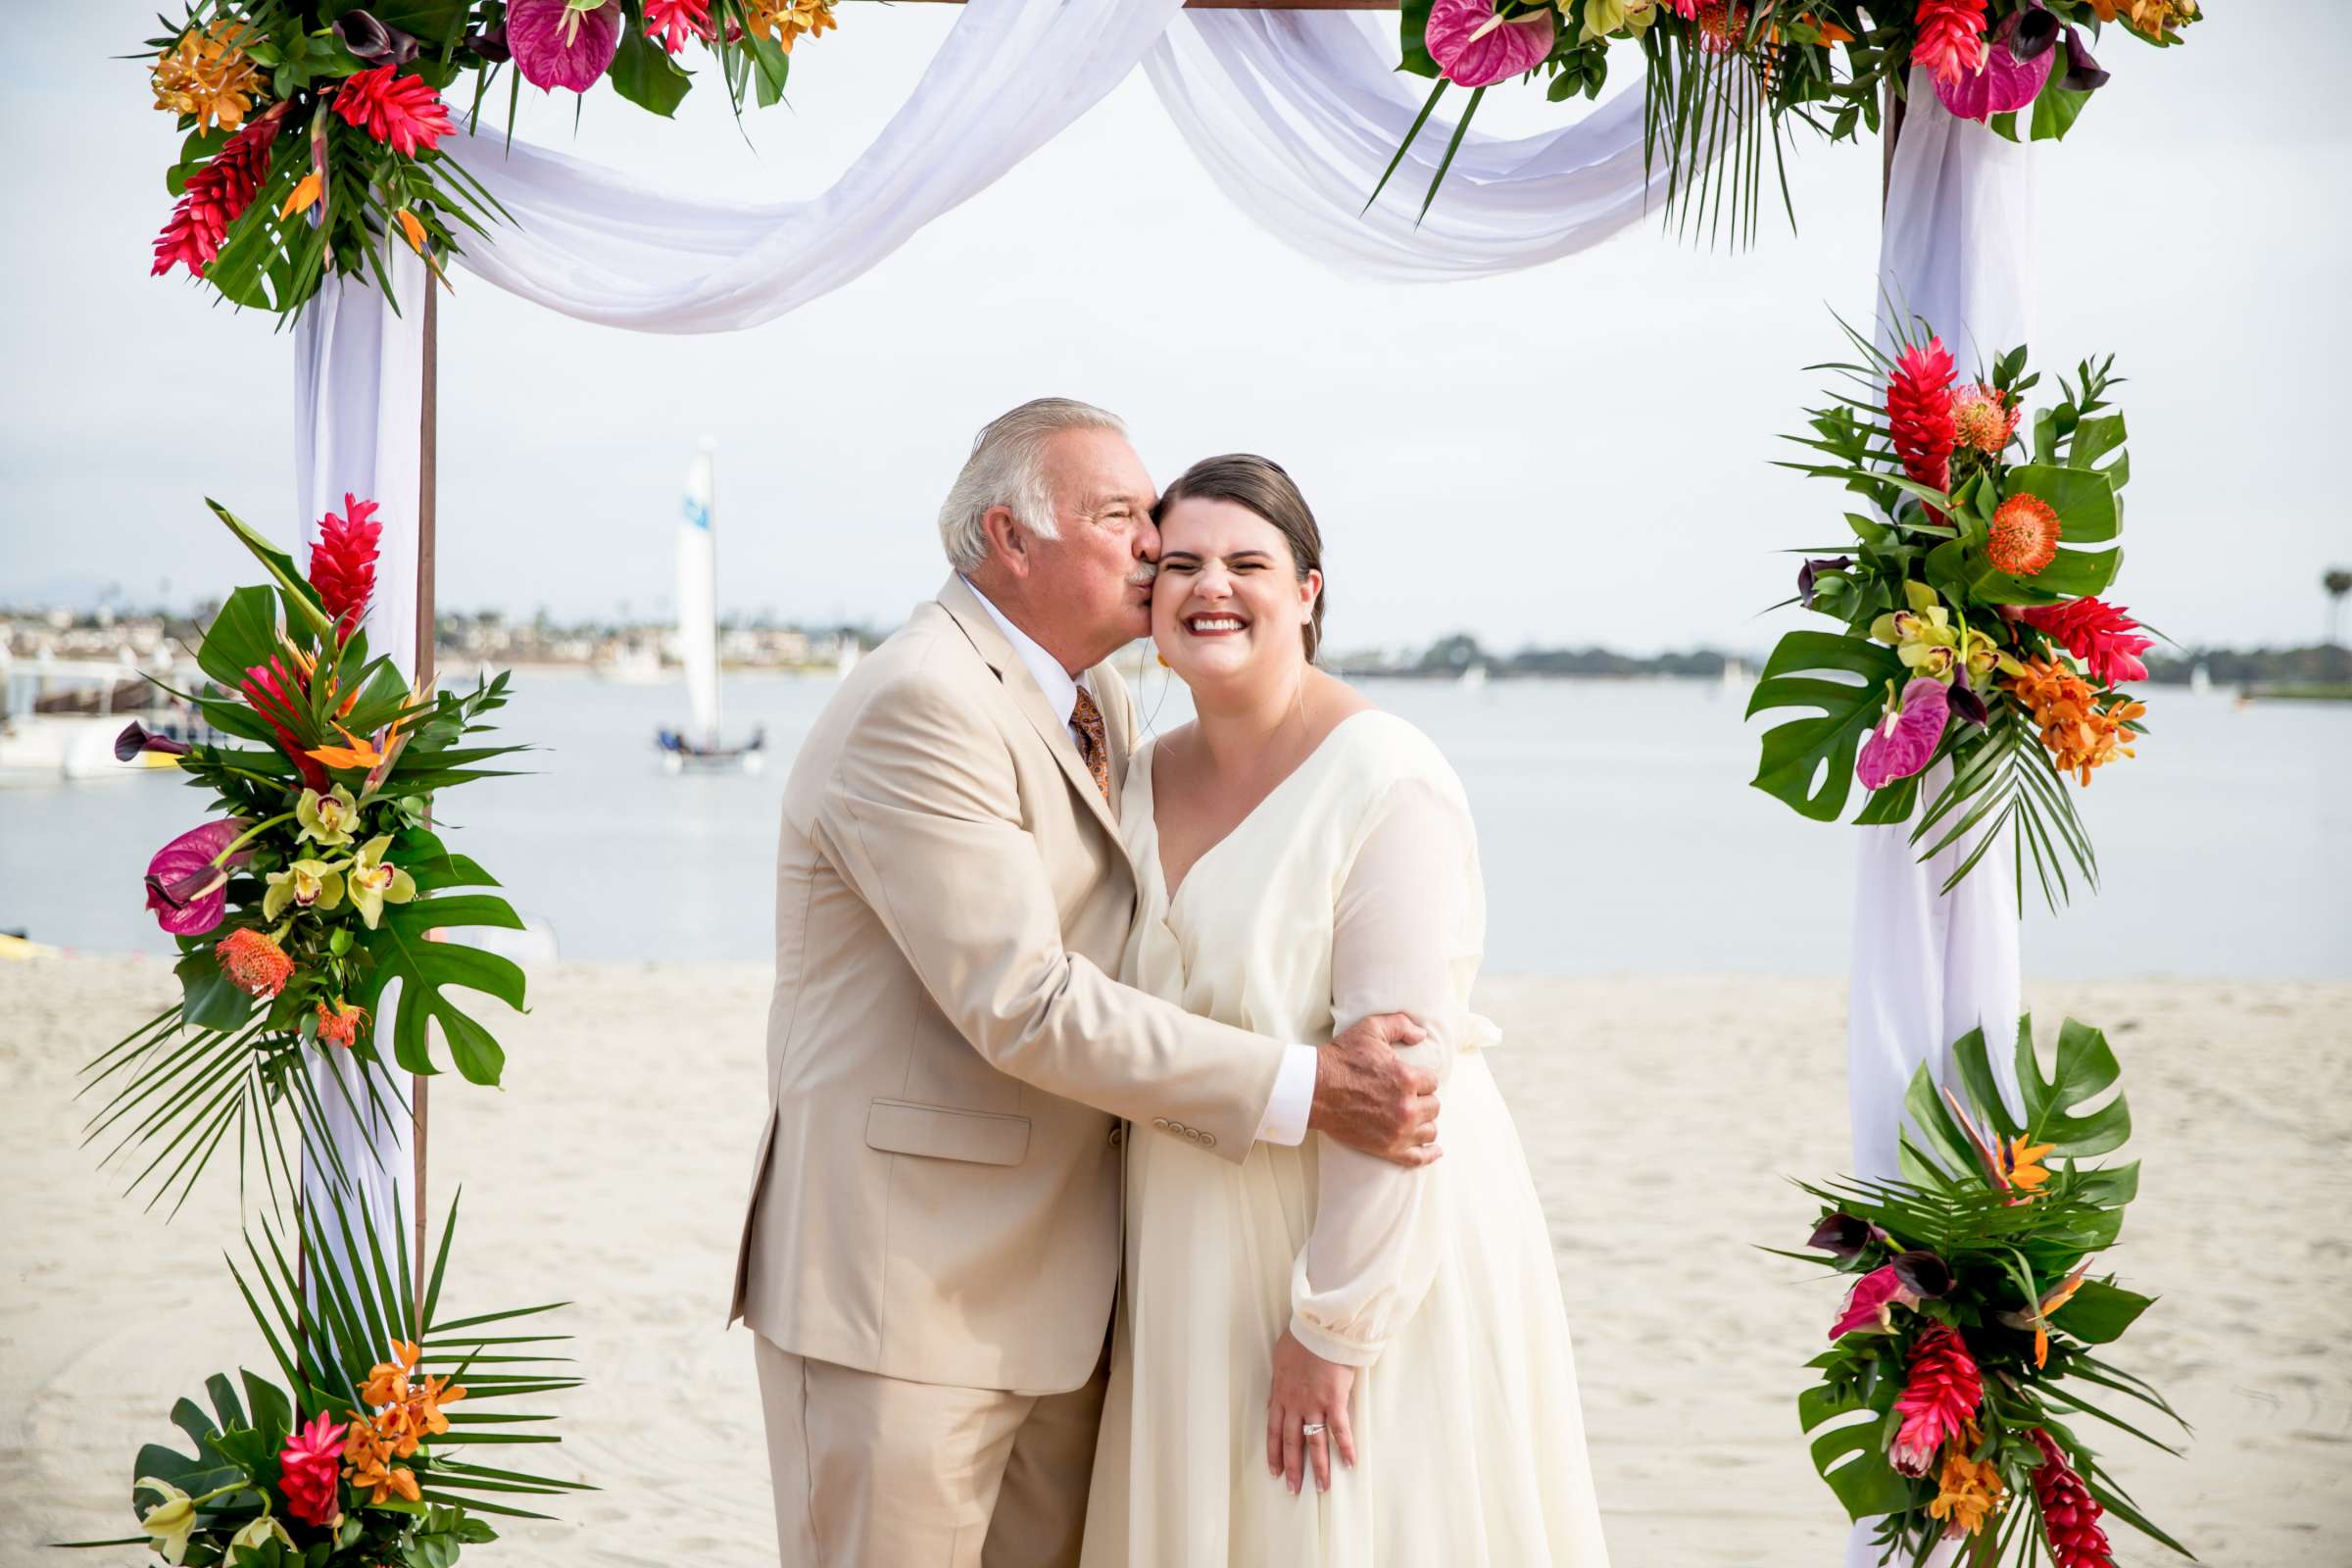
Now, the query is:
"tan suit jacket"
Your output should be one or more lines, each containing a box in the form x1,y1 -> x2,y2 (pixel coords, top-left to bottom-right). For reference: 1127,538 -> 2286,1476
730,575 -> 1286,1395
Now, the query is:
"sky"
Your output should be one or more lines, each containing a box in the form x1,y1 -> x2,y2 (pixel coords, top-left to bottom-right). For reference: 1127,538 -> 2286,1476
3,4 -> 2347,656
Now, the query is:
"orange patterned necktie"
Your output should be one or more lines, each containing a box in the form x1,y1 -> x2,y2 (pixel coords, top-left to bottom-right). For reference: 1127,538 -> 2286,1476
1068,686 -> 1111,804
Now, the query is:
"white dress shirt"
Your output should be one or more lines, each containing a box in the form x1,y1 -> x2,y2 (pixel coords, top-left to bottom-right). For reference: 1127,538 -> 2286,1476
960,578 -> 1317,1146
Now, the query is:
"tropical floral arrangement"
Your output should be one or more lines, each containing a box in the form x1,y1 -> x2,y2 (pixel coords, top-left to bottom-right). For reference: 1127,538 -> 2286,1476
63,1196 -> 584,1566
89,496 -> 525,1215
1387,1 -> 2196,228
1744,318 -> 2153,909
144,0 -> 841,313
1781,1016 -> 2189,1565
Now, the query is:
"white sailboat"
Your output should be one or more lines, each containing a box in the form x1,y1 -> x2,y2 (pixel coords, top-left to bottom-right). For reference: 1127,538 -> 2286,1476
657,438 -> 764,774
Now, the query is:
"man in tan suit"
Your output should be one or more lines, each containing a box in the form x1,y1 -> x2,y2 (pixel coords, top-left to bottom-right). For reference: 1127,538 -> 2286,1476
730,399 -> 1439,1567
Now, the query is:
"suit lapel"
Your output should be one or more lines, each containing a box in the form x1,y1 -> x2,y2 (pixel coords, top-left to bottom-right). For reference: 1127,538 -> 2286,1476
936,576 -> 1123,843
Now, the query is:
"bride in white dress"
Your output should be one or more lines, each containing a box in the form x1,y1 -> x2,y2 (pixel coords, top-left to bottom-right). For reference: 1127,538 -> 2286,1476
1081,456 -> 1611,1566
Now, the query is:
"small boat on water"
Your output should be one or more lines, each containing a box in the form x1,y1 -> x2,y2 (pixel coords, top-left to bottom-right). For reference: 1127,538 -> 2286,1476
657,439 -> 765,775
0,651 -> 213,781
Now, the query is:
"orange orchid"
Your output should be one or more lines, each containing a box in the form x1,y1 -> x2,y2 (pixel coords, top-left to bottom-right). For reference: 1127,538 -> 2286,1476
2006,658 -> 2144,785
362,1341 -> 422,1409
1927,1421 -> 2005,1538
342,1420 -> 421,1505
316,998 -> 368,1049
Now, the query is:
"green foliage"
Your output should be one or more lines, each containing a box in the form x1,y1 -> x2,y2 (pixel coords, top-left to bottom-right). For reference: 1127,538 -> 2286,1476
1744,631 -> 1905,821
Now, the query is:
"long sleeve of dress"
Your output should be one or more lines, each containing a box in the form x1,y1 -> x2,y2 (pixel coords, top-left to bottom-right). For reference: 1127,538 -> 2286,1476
1288,775 -> 1489,1367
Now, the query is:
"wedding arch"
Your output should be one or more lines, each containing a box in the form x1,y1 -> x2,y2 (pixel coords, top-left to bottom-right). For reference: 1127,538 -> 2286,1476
112,0 -> 2191,1560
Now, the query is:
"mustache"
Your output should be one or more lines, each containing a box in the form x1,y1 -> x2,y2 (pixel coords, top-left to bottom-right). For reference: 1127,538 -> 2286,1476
1127,563 -> 1160,588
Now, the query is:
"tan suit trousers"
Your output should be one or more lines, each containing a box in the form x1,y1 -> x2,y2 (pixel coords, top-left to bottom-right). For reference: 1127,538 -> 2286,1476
755,1332 -> 1108,1568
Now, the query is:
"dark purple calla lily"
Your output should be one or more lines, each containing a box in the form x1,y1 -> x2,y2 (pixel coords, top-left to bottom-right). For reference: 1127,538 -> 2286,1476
1798,557 -> 1854,611
1807,1211 -> 1874,1259
466,21 -> 512,63
2060,26 -> 2110,92
2008,5 -> 2062,63
333,10 -> 422,68
115,720 -> 192,762
1948,669 -> 1990,728
1890,1249 -> 1955,1298
143,819 -> 252,936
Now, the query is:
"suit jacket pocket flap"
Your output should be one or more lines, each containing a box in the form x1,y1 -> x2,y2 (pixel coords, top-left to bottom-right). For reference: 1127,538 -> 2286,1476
864,1100 -> 1031,1166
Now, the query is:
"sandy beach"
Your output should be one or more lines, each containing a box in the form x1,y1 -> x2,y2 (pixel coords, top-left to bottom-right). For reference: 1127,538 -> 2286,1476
4,954 -> 2346,1566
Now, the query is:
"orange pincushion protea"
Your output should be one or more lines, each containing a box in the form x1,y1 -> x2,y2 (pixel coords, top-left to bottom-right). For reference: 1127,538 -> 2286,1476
1951,382 -> 2021,456
1986,494 -> 2063,576
2006,659 -> 2145,784
215,927 -> 294,998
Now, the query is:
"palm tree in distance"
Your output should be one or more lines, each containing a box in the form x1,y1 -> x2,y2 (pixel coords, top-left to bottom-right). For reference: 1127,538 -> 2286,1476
2328,567 -> 2352,648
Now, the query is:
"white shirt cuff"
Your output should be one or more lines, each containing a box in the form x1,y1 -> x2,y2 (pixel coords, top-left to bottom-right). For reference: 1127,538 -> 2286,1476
1254,1043 -> 1319,1146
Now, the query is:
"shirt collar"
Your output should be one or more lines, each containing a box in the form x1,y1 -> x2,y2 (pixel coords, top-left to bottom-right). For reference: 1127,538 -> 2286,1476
959,575 -> 1090,727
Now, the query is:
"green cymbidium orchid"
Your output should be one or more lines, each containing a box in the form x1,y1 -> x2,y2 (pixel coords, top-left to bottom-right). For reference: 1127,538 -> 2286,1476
262,858 -> 348,921
295,782 -> 361,849
228,1515 -> 296,1556
346,835 -> 417,930
1871,581 -> 1962,683
133,1478 -> 197,1565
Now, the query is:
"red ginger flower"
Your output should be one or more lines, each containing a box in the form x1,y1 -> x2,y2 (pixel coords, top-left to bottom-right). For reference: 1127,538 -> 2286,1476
1913,0 -> 1989,87
151,101 -> 287,278
279,1410 -> 349,1527
1987,493 -> 2063,577
2024,598 -> 2152,686
217,928 -> 296,999
645,0 -> 715,53
2030,1428 -> 2117,1568
311,494 -> 381,643
333,66 -> 455,157
1887,339 -> 1958,501
1888,1324 -> 1982,1477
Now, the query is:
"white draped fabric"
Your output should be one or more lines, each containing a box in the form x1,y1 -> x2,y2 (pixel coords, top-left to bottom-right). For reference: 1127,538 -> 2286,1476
1148,11 -> 1682,280
1843,70 -> 2033,1568
295,243 -> 425,1278
445,0 -> 1190,331
1849,71 -> 2034,1186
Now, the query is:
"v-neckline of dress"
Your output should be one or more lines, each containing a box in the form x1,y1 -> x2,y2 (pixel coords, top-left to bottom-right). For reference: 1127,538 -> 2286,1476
1146,709 -> 1378,907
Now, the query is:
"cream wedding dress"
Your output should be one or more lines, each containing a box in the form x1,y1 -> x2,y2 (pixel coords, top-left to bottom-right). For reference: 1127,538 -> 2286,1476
1081,710 -> 1611,1567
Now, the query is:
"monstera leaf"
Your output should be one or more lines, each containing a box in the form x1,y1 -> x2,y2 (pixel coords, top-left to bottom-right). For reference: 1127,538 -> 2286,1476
355,888 -> 527,1087
1797,1368 -> 1912,1521
1745,631 -> 1905,821
1899,1015 -> 2135,1196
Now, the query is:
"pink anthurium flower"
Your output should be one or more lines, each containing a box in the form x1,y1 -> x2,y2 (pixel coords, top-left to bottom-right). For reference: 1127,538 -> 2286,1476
508,0 -> 623,92
1426,0 -> 1556,88
1935,25 -> 2056,122
144,819 -> 252,936
1856,677 -> 1951,791
1829,1263 -> 1923,1340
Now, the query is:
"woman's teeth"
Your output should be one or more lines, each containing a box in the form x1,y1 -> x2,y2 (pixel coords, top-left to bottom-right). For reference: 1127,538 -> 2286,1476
1187,615 -> 1245,633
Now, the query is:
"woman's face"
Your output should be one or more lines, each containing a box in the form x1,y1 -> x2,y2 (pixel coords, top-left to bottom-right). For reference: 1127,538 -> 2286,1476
1151,496 -> 1319,696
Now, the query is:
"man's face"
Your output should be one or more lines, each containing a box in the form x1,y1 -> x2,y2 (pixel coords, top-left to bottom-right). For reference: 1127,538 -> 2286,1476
1027,427 -> 1161,662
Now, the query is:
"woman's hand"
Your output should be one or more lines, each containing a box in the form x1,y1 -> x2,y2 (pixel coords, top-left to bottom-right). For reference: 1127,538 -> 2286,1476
1266,1328 -> 1356,1494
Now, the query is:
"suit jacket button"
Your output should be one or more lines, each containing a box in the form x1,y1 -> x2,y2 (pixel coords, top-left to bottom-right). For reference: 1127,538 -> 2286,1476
1152,1117 -> 1171,1131
1199,1132 -> 1216,1150
1108,1124 -> 1125,1147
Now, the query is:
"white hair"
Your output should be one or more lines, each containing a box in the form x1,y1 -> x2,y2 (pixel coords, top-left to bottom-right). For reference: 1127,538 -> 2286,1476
937,397 -> 1128,571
